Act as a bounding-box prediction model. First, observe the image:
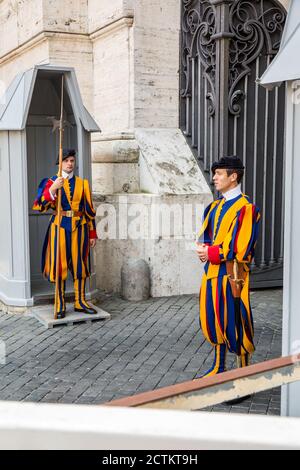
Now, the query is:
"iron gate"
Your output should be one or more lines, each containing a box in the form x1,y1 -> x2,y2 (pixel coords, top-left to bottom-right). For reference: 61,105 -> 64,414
180,0 -> 287,287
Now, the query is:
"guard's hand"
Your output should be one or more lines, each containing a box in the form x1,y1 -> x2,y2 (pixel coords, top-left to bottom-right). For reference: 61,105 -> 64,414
90,239 -> 96,249
50,177 -> 64,193
196,243 -> 209,263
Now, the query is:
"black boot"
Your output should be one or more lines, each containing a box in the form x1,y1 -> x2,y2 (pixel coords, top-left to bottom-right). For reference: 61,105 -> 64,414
55,280 -> 66,319
56,311 -> 66,319
74,279 -> 97,315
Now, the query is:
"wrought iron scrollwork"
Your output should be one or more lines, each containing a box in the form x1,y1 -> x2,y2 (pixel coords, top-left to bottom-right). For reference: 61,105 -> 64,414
228,0 -> 286,116
181,1 -> 286,117
181,0 -> 217,116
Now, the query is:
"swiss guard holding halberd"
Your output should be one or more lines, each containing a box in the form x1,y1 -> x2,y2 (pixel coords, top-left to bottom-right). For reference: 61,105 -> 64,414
196,156 -> 261,378
33,149 -> 98,319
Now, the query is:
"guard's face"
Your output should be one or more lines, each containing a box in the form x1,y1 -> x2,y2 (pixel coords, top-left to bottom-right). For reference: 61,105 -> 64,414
213,168 -> 237,193
62,156 -> 76,174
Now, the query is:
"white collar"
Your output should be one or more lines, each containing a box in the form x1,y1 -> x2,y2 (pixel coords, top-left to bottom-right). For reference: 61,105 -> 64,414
222,184 -> 242,201
62,170 -> 74,180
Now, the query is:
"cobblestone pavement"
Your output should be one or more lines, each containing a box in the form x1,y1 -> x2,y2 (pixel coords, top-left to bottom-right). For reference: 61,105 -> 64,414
0,289 -> 282,415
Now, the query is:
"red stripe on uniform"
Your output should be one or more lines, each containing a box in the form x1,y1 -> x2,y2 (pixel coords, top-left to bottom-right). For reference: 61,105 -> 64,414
234,205 -> 246,253
215,278 -> 222,335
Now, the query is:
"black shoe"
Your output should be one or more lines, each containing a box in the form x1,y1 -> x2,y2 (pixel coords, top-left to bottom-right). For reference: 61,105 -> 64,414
225,395 -> 252,406
56,311 -> 66,319
75,306 -> 97,315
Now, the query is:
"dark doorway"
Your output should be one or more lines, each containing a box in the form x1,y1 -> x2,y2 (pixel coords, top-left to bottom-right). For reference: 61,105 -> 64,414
27,71 -> 77,300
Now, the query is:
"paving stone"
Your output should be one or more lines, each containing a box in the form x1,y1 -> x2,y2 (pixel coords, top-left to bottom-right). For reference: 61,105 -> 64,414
229,408 -> 249,414
0,289 -> 283,415
250,403 -> 269,412
29,305 -> 110,329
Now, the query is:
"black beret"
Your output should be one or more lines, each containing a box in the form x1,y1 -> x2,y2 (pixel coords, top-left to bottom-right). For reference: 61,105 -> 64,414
211,156 -> 245,174
56,148 -> 76,165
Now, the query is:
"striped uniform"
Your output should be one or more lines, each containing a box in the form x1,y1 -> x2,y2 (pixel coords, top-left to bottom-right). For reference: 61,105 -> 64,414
198,194 -> 261,358
33,175 -> 97,312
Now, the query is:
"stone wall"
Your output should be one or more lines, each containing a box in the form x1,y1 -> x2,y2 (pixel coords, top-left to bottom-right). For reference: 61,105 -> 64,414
89,0 -> 211,296
0,0 -> 44,57
43,0 -> 88,33
0,0 -> 92,104
133,0 -> 180,129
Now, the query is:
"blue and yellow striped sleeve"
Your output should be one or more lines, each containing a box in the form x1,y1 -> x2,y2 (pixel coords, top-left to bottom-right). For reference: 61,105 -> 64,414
83,179 -> 97,238
32,178 -> 56,213
208,204 -> 261,264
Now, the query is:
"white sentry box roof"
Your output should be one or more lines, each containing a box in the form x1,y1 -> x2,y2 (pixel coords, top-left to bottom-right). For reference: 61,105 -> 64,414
259,0 -> 300,89
0,64 -> 100,132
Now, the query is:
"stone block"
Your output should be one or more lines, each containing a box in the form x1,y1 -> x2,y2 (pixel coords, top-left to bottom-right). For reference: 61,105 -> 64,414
92,22 -> 134,133
121,259 -> 150,301
92,162 -> 140,195
29,304 -> 111,329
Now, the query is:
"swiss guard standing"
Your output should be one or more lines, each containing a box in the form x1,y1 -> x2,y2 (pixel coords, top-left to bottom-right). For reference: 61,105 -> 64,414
33,149 -> 98,319
196,156 -> 261,377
